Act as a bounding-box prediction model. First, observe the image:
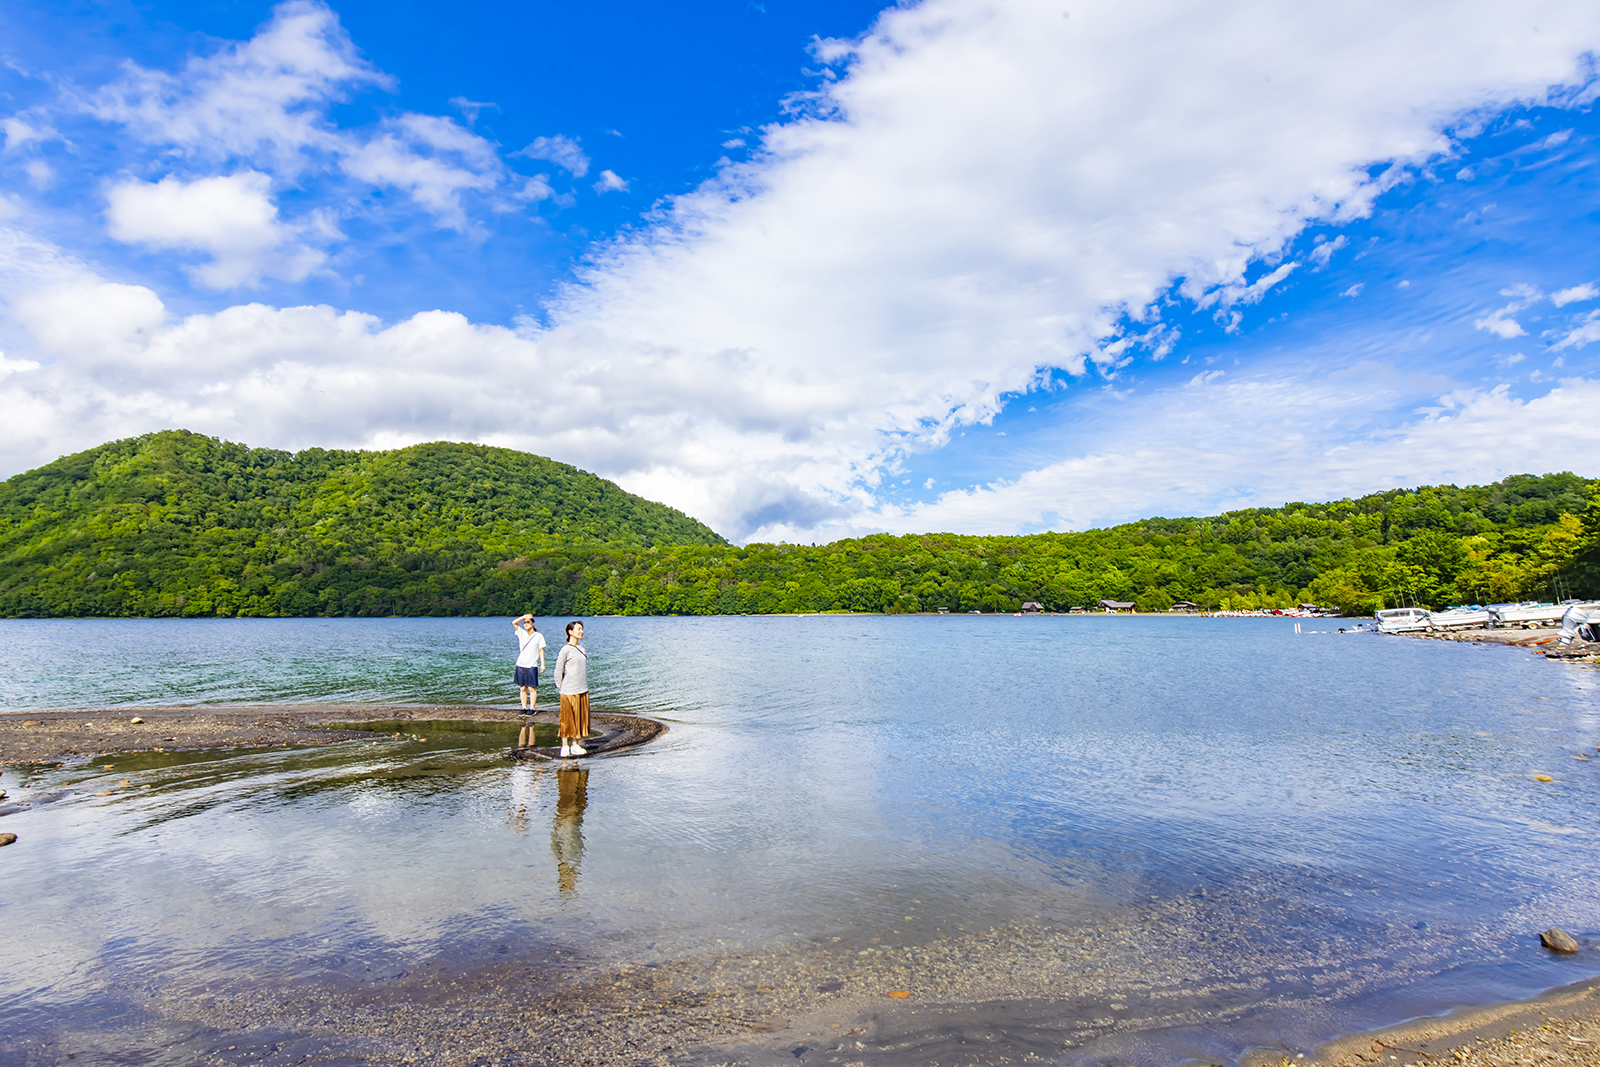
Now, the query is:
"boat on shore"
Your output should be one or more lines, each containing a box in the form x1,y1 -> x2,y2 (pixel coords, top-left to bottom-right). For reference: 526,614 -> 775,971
1426,606 -> 1491,630
1491,602 -> 1573,628
1374,601 -> 1600,637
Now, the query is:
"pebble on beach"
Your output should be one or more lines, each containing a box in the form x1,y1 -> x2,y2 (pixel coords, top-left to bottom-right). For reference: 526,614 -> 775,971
1540,928 -> 1581,954
0,832 -> 16,846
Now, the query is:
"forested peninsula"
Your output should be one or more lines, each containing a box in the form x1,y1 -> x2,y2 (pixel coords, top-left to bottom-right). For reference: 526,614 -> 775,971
2,430 -> 1597,619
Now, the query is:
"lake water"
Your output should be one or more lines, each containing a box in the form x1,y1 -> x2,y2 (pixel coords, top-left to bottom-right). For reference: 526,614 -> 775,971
3,615 -> 1599,1067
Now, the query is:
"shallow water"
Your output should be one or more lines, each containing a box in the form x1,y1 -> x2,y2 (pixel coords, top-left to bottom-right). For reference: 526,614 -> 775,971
2,615 -> 1599,1066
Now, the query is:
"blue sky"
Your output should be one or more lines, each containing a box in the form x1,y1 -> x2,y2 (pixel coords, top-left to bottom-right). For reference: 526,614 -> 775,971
1,0 -> 1598,542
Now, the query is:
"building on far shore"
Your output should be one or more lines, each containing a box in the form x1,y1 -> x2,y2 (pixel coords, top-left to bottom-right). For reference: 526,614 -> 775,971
1169,601 -> 1200,612
1099,599 -> 1135,612
1020,601 -> 1044,613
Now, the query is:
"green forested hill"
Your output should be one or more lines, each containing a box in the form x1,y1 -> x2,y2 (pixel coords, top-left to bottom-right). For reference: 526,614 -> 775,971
517,472 -> 1600,618
1,431 -> 1596,618
0,431 -> 724,617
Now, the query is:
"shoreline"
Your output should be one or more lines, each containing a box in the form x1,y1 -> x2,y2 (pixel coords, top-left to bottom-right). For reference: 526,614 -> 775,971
1387,624 -> 1600,661
0,703 -> 541,765
1289,975 -> 1600,1067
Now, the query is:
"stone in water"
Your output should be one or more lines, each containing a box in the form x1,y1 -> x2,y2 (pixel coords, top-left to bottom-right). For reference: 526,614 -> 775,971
1541,928 -> 1581,954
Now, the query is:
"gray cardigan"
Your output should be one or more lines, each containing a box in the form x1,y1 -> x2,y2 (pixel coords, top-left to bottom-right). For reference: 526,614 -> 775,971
553,641 -> 588,695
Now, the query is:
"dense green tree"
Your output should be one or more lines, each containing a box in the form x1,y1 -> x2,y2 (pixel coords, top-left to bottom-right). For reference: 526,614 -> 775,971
2,432 -> 1597,618
0,431 -> 722,618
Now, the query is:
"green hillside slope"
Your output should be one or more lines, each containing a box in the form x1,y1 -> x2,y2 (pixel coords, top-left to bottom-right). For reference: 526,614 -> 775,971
0,430 -> 725,618
511,472 -> 1600,618
2,430 -> 1595,618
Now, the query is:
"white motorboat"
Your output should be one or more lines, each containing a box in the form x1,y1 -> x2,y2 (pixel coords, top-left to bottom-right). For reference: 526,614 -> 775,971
1490,602 -> 1568,628
1427,607 -> 1490,630
1375,607 -> 1431,633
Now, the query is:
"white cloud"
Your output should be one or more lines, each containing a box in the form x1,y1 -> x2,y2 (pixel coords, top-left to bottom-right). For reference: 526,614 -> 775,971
514,135 -> 589,177
338,114 -> 503,232
104,172 -> 327,288
12,280 -> 167,363
8,0 -> 1600,541
1199,261 -> 1300,310
1340,283 -> 1365,298
1308,234 -> 1347,268
592,169 -> 628,194
1473,283 -> 1545,338
1552,310 -> 1600,351
1473,308 -> 1527,338
1551,282 -> 1598,307
514,176 -> 555,203
1,114 -> 55,151
532,0 -> 1600,535
867,373 -> 1600,537
0,223 -> 97,299
449,97 -> 498,125
85,0 -> 385,171
82,2 -> 513,233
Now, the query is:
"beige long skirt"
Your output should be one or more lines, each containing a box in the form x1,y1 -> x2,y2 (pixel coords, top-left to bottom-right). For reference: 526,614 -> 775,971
558,692 -> 590,740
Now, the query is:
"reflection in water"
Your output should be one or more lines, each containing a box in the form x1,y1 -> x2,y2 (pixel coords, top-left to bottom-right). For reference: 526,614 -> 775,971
551,764 -> 589,898
507,763 -> 543,833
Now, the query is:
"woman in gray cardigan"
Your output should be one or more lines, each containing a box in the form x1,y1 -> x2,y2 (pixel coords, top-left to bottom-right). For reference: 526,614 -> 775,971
552,620 -> 590,757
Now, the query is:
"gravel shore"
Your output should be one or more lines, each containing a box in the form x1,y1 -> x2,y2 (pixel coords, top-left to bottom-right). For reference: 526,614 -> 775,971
1390,625 -> 1600,662
1299,977 -> 1600,1067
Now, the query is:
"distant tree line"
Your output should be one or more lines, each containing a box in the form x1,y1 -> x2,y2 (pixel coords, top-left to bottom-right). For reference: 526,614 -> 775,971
1,431 -> 1596,618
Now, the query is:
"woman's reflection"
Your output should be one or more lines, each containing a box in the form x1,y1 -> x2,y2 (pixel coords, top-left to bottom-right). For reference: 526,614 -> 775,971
507,763 -> 542,833
551,765 -> 589,897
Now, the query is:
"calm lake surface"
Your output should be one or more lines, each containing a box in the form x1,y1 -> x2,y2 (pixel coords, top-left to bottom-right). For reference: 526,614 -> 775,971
3,615 -> 1599,1066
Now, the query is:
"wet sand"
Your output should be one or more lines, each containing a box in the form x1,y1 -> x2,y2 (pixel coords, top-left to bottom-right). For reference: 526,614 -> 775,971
1297,976 -> 1600,1067
0,703 -> 557,765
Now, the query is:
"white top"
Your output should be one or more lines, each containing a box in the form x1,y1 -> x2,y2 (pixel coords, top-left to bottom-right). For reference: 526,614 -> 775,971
514,626 -> 547,669
553,641 -> 588,694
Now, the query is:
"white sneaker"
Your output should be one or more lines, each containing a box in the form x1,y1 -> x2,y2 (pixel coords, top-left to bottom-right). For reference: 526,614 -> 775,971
559,744 -> 571,757
569,743 -> 588,756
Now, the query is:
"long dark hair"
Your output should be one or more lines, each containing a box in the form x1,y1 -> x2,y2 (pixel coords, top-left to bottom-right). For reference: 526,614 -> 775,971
565,620 -> 582,638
